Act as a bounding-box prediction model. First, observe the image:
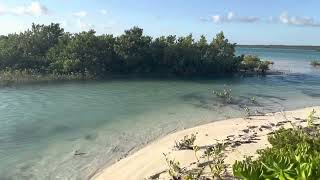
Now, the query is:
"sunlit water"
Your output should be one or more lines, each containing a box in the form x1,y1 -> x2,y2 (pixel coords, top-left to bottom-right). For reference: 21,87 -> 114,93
1,48 -> 320,179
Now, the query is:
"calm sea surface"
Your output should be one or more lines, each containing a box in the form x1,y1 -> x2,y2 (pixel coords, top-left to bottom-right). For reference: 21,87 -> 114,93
1,47 -> 320,179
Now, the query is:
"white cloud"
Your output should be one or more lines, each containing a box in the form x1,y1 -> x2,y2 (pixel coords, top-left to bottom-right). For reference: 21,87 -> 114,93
238,16 -> 260,23
227,12 -> 234,21
99,9 -> 107,15
73,11 -> 88,18
204,11 -> 260,24
212,15 -> 221,23
279,12 -> 320,27
1,1 -> 48,16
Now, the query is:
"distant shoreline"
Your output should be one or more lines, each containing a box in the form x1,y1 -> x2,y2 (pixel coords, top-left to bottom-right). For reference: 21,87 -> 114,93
237,44 -> 320,50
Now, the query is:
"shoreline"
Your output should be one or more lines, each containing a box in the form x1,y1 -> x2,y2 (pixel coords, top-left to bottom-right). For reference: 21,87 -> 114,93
92,106 -> 320,180
0,70 -> 284,87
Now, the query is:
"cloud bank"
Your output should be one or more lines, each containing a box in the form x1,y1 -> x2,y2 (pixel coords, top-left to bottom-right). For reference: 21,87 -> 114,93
200,12 -> 259,24
201,11 -> 320,27
0,1 -> 48,16
279,12 -> 320,27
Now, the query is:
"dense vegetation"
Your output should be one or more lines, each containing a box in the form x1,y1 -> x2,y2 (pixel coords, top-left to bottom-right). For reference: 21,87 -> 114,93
233,126 -> 320,179
0,23 -> 271,81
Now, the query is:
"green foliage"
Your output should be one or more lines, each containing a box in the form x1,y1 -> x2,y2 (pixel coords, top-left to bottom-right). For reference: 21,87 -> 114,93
204,143 -> 227,179
250,96 -> 257,104
241,55 -> 273,73
213,87 -> 232,103
163,142 -> 227,179
242,55 -> 260,71
307,109 -> 316,127
174,134 -> 197,150
258,60 -> 273,72
232,127 -> 320,180
0,23 -> 251,80
233,157 -> 263,180
310,60 -> 320,67
193,145 -> 200,162
163,153 -> 183,180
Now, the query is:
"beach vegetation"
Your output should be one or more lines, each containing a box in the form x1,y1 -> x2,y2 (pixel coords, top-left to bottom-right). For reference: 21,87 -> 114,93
174,134 -> 197,150
204,143 -> 227,179
233,126 -> 320,179
163,153 -> 183,180
161,111 -> 320,180
307,109 -> 316,127
164,142 -> 227,180
193,145 -> 200,162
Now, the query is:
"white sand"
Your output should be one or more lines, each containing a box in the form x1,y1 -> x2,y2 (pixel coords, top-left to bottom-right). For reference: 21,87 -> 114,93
93,106 -> 320,180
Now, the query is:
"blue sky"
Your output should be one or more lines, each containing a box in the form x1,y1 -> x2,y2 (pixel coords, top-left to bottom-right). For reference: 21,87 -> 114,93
0,0 -> 320,45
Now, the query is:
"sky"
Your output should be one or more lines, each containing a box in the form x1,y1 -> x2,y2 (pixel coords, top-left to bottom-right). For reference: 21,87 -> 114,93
0,0 -> 320,45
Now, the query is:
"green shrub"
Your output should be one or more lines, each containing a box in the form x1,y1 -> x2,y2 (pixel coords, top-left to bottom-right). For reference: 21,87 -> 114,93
242,55 -> 260,71
174,134 -> 197,150
241,55 -> 272,73
258,60 -> 273,73
204,143 -> 227,179
233,126 -> 320,180
307,109 -> 316,127
163,153 -> 183,179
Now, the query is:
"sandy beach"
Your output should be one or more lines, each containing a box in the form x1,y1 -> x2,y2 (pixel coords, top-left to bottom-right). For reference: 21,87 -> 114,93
93,106 -> 320,180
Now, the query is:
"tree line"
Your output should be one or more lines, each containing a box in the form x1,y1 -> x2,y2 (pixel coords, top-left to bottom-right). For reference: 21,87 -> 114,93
0,23 -> 269,78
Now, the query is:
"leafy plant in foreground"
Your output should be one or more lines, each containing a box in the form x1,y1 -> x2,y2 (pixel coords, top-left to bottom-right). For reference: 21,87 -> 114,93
174,134 -> 197,150
233,126 -> 320,180
193,145 -> 200,162
307,109 -> 316,127
163,153 -> 183,180
204,143 -> 227,179
233,157 -> 263,180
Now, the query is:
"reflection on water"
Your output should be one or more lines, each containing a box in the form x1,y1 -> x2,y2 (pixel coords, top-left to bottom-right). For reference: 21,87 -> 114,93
0,48 -> 320,179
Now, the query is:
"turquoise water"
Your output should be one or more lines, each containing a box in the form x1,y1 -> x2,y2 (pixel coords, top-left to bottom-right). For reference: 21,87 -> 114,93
1,48 -> 320,179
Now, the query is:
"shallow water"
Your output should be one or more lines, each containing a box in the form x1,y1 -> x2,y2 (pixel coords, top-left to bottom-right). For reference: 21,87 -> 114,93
1,48 -> 320,179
